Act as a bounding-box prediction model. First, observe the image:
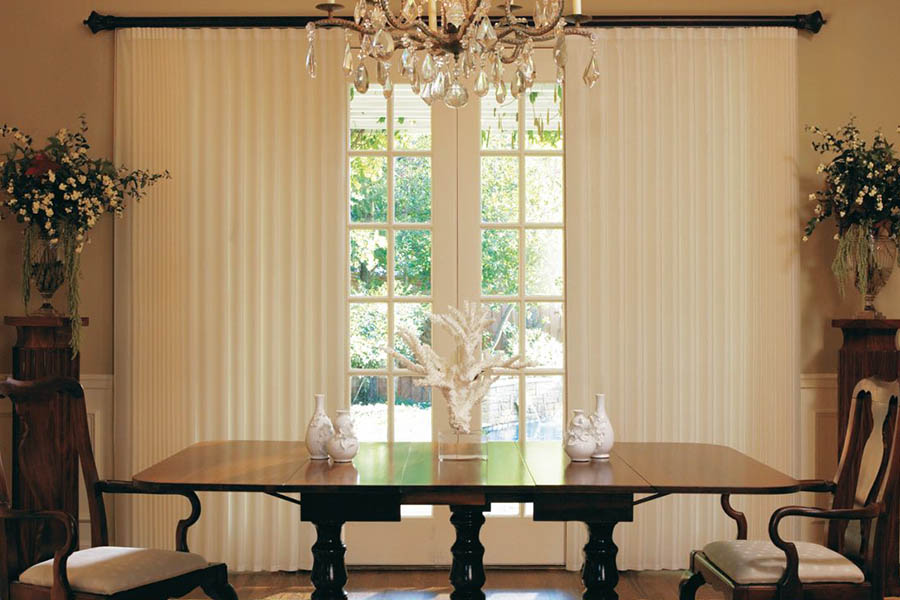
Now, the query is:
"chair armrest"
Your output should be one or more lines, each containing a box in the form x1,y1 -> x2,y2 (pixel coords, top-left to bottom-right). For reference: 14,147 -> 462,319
795,479 -> 836,494
95,480 -> 201,552
720,494 -> 747,540
767,504 -> 881,599
0,509 -> 77,600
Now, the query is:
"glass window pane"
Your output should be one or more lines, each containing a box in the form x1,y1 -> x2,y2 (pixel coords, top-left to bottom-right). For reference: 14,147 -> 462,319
525,156 -> 563,223
395,156 -> 432,223
350,375 -> 388,441
349,85 -> 387,150
401,505 -> 433,517
481,96 -> 519,150
486,503 -> 520,517
525,375 -> 564,441
482,229 -> 519,296
525,302 -> 564,369
525,229 -> 563,296
395,377 -> 432,442
394,85 -> 431,150
483,302 -> 519,360
481,157 -> 519,223
525,84 -> 563,150
394,302 -> 432,367
482,376 -> 519,441
350,229 -> 387,296
394,230 -> 432,296
350,156 -> 387,222
349,303 -> 387,368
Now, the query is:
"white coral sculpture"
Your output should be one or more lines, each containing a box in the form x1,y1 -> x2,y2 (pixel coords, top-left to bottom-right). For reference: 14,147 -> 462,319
387,302 -> 526,435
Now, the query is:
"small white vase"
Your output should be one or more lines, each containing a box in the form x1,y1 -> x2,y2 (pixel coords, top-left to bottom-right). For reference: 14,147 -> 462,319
326,409 -> 359,463
305,394 -> 334,460
590,393 -> 614,460
564,409 -> 596,462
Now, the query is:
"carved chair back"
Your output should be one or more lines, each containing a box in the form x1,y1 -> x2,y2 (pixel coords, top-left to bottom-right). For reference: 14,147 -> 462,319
0,377 -> 110,579
828,382 -> 900,587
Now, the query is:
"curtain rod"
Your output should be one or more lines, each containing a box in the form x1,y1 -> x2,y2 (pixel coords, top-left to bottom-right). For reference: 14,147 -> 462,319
83,10 -> 826,34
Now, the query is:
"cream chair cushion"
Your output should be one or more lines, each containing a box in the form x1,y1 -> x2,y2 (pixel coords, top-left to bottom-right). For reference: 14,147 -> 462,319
702,540 -> 865,585
19,546 -> 209,595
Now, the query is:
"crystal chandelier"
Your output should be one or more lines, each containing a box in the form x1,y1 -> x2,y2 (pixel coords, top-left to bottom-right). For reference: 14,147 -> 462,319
304,0 -> 599,108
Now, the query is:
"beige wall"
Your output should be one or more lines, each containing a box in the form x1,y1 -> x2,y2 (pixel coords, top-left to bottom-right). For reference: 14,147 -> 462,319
0,0 -> 897,374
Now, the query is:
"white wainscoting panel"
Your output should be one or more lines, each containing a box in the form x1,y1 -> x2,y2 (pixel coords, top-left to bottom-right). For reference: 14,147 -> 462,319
798,373 -> 838,544
0,374 -> 114,547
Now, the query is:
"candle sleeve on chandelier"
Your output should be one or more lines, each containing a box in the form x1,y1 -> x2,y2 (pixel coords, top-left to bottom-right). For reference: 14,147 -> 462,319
428,0 -> 437,30
572,0 -> 582,15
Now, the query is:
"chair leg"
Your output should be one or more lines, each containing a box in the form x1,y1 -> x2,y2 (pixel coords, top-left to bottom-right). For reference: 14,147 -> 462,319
679,571 -> 705,600
202,579 -> 239,600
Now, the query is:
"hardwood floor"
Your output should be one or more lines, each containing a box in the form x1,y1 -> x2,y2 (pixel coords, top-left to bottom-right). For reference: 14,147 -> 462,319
186,569 -> 724,599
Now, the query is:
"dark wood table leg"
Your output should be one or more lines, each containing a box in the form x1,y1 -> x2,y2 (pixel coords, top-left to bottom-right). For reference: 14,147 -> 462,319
582,522 -> 619,600
311,520 -> 348,600
449,505 -> 487,600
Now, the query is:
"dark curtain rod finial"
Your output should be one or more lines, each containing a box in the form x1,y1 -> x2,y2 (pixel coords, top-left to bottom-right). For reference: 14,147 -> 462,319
83,8 -> 826,34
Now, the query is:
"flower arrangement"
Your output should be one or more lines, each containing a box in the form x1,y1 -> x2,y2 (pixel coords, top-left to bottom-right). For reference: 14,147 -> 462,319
0,116 -> 169,353
804,118 -> 900,312
387,302 -> 527,434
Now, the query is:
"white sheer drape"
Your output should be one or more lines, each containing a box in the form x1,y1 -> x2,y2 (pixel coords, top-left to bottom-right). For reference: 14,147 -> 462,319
113,28 -> 346,571
565,27 -> 800,570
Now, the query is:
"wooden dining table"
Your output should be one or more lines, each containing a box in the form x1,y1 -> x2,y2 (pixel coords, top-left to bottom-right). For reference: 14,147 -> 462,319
133,441 -> 800,600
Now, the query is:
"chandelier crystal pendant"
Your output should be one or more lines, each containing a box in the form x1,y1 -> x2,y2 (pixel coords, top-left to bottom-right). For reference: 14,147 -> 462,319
304,0 -> 599,108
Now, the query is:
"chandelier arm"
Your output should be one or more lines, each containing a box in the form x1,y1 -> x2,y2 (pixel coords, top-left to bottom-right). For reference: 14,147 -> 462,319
310,17 -> 375,35
562,26 -> 596,39
413,20 -> 449,44
499,0 -> 565,39
498,43 -> 523,64
377,0 -> 421,32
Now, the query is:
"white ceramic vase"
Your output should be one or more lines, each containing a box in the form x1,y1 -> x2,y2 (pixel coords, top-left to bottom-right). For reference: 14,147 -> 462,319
305,394 -> 334,460
564,409 -> 596,462
326,409 -> 360,463
590,393 -> 614,460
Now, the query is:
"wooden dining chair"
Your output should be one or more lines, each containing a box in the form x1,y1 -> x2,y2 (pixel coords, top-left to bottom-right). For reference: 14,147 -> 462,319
0,377 -> 237,600
680,385 -> 900,600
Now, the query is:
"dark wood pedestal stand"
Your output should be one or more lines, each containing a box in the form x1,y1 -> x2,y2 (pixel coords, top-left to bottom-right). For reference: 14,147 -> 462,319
833,318 -> 900,595
4,315 -> 88,380
3,315 -> 88,564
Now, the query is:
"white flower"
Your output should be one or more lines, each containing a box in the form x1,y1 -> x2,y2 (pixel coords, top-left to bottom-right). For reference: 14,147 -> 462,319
808,192 -> 817,200
58,183 -> 67,191
47,170 -> 55,182
77,175 -> 86,184
847,157 -> 855,163
834,233 -> 839,240
802,235 -> 809,242
856,197 -> 864,205
816,163 -> 826,174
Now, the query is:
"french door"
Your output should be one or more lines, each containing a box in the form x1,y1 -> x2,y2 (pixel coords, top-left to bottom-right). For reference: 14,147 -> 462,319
344,50 -> 566,566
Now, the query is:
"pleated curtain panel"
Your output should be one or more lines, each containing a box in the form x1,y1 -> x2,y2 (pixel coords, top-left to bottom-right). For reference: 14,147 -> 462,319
115,26 -> 799,571
114,28 -> 347,571
564,28 -> 800,569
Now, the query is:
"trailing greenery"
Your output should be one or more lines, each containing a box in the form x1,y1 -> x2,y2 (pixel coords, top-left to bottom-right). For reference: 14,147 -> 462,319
804,117 -> 900,295
0,116 -> 169,355
832,224 -> 873,297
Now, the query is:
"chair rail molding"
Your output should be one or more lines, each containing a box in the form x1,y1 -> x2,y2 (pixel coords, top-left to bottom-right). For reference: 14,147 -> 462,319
0,373 -> 114,546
